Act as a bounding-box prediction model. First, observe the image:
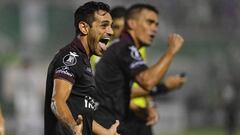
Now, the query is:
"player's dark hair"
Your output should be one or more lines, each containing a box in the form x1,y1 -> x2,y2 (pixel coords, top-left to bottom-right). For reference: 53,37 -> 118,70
74,1 -> 110,36
125,4 -> 159,29
110,6 -> 126,20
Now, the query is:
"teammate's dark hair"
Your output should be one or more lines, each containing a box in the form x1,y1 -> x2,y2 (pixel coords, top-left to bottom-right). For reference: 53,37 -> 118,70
110,6 -> 126,20
74,1 -> 110,36
125,4 -> 159,29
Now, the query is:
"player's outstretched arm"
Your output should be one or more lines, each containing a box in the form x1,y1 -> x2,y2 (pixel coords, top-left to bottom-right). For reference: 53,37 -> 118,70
135,33 -> 184,91
132,73 -> 186,97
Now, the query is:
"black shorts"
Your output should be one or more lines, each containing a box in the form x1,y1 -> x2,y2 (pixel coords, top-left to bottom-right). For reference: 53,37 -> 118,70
124,113 -> 153,135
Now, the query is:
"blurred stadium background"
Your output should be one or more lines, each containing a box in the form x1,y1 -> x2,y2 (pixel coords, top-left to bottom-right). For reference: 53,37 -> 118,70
0,0 -> 240,135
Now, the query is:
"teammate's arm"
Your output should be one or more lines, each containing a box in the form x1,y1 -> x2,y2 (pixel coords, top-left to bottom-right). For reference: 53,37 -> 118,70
132,74 -> 186,98
135,33 -> 184,91
51,79 -> 83,135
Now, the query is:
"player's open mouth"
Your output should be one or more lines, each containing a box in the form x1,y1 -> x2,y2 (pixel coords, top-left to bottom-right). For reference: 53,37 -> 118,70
99,37 -> 110,51
150,34 -> 155,39
99,38 -> 110,46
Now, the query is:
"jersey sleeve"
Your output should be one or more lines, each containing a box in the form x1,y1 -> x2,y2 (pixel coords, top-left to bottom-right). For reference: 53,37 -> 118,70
53,51 -> 84,84
119,45 -> 148,77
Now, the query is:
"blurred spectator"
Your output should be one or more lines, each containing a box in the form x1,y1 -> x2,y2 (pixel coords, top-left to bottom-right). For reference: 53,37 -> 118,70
222,46 -> 240,135
221,84 -> 237,135
13,58 -> 43,135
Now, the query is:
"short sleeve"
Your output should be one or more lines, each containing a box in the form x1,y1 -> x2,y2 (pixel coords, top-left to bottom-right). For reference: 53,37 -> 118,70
54,51 -> 83,84
119,45 -> 148,77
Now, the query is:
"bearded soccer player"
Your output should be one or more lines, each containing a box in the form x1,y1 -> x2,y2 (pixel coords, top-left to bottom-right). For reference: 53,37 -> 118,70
44,2 -> 119,135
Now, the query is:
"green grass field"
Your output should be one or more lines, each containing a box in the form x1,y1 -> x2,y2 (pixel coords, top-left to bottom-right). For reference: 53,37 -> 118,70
156,128 -> 240,135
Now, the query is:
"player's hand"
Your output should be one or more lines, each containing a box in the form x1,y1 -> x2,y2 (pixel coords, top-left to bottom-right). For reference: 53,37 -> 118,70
146,107 -> 159,126
107,120 -> 120,135
164,74 -> 186,91
72,115 -> 83,135
168,33 -> 184,55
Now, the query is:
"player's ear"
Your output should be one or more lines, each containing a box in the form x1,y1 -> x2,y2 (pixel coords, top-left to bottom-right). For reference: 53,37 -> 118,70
127,19 -> 136,30
79,21 -> 90,35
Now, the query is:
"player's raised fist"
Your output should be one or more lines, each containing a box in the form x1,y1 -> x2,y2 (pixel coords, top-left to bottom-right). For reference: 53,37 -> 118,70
168,33 -> 184,54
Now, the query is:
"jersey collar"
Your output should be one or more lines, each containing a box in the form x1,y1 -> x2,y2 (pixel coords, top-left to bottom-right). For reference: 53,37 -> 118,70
71,37 -> 87,55
120,30 -> 135,46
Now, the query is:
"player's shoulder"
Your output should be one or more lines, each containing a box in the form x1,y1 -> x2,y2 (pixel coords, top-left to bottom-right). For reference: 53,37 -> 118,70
108,38 -> 130,52
53,45 -> 86,67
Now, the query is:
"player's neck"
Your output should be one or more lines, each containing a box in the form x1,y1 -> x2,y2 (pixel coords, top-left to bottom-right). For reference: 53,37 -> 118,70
78,35 -> 90,57
128,31 -> 141,49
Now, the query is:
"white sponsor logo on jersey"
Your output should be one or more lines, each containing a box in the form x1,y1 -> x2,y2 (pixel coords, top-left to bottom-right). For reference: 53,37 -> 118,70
63,52 -> 79,66
129,46 -> 141,61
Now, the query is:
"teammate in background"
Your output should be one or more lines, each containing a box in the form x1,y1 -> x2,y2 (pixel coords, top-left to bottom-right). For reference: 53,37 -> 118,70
0,107 -> 4,135
108,6 -> 186,135
94,3 -> 185,134
91,5 -> 186,135
44,2 -> 119,135
110,6 -> 126,41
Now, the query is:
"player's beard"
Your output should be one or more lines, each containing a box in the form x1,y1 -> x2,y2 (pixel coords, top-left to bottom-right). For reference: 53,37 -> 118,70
88,34 -> 99,56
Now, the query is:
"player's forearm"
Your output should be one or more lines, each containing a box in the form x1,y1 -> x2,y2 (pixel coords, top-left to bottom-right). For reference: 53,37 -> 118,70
136,50 -> 175,90
131,82 -> 170,98
92,120 -> 108,135
51,98 -> 77,131
131,86 -> 149,98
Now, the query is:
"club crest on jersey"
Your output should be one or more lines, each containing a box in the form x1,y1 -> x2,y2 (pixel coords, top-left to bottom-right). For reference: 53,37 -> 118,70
129,46 -> 141,60
63,52 -> 79,66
